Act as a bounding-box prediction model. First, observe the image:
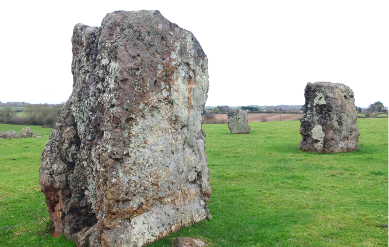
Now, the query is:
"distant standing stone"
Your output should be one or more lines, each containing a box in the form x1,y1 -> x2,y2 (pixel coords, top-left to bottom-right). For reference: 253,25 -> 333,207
227,108 -> 251,134
20,127 -> 33,137
172,237 -> 207,247
299,82 -> 359,153
5,131 -> 19,138
0,131 -> 4,138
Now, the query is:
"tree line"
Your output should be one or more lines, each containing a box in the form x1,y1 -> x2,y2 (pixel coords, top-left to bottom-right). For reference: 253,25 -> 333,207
0,103 -> 64,128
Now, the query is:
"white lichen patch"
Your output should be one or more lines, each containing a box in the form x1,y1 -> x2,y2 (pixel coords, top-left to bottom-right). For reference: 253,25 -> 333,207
312,124 -> 324,142
314,92 -> 326,105
162,89 -> 169,97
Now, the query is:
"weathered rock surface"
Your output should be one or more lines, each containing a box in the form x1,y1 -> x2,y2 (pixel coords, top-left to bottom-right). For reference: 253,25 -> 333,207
227,108 -> 251,134
0,131 -> 4,138
299,82 -> 359,153
39,10 -> 211,247
172,237 -> 207,247
20,127 -> 33,137
5,131 -> 19,138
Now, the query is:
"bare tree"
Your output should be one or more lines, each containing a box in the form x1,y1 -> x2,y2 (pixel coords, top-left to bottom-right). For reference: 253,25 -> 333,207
53,102 -> 65,118
25,105 -> 44,125
3,106 -> 13,119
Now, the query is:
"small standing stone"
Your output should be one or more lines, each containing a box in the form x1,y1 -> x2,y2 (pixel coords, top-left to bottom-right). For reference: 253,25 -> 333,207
227,108 -> 251,134
20,127 -> 33,137
172,237 -> 207,247
5,131 -> 19,138
299,81 -> 359,153
0,131 -> 4,138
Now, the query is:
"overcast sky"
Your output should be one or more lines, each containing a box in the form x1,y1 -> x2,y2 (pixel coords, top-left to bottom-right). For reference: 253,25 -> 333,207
1,0 -> 387,108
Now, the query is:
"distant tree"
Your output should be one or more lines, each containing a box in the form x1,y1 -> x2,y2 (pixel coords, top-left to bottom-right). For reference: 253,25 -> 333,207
53,102 -> 65,117
3,107 -> 13,119
39,104 -> 51,118
358,107 -> 362,113
374,101 -> 384,112
368,104 -> 376,113
219,105 -> 233,113
25,105 -> 44,125
215,107 -> 220,114
241,106 -> 259,112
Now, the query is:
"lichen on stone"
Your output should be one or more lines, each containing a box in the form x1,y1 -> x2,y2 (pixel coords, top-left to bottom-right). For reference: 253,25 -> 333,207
39,10 -> 211,247
299,81 -> 359,153
227,108 -> 251,134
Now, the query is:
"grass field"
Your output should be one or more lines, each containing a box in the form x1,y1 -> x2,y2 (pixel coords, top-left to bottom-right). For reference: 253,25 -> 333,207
0,119 -> 387,246
0,107 -> 27,111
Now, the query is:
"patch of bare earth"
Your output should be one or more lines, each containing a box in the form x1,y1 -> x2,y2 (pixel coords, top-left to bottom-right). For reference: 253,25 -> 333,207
214,113 -> 302,122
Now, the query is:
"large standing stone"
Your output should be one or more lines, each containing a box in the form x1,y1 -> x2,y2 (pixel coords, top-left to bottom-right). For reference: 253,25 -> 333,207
227,108 -> 251,134
299,81 -> 359,153
39,10 -> 211,247
20,127 -> 33,137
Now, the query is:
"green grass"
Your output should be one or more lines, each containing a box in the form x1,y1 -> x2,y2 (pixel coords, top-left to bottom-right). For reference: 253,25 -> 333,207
0,125 -> 75,246
0,107 -> 27,111
357,113 -> 366,118
1,119 -> 388,246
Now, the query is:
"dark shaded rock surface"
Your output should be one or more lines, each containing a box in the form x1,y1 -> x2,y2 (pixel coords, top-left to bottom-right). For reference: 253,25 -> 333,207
227,108 -> 251,134
20,127 -> 33,137
172,237 -> 206,247
299,82 -> 359,153
39,10 -> 211,247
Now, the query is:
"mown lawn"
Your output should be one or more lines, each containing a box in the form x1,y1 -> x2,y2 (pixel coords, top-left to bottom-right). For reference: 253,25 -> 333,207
0,119 -> 387,246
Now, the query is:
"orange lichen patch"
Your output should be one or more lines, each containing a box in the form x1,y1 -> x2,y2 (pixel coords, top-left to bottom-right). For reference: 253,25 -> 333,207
188,78 -> 193,109
42,189 -> 64,237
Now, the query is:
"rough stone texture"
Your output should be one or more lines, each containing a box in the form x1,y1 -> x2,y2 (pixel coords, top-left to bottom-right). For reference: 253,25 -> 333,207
5,131 -> 19,138
20,127 -> 33,137
227,108 -> 251,134
172,237 -> 206,247
39,10 -> 211,247
299,81 -> 359,153
0,131 -> 4,138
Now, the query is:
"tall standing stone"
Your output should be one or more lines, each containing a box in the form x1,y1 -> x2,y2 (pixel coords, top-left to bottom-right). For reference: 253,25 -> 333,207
39,10 -> 211,247
227,108 -> 251,134
299,81 -> 359,153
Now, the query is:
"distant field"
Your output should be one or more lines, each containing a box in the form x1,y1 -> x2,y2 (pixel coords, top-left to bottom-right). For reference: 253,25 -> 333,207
0,107 -> 27,111
0,119 -> 387,246
214,113 -> 302,122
